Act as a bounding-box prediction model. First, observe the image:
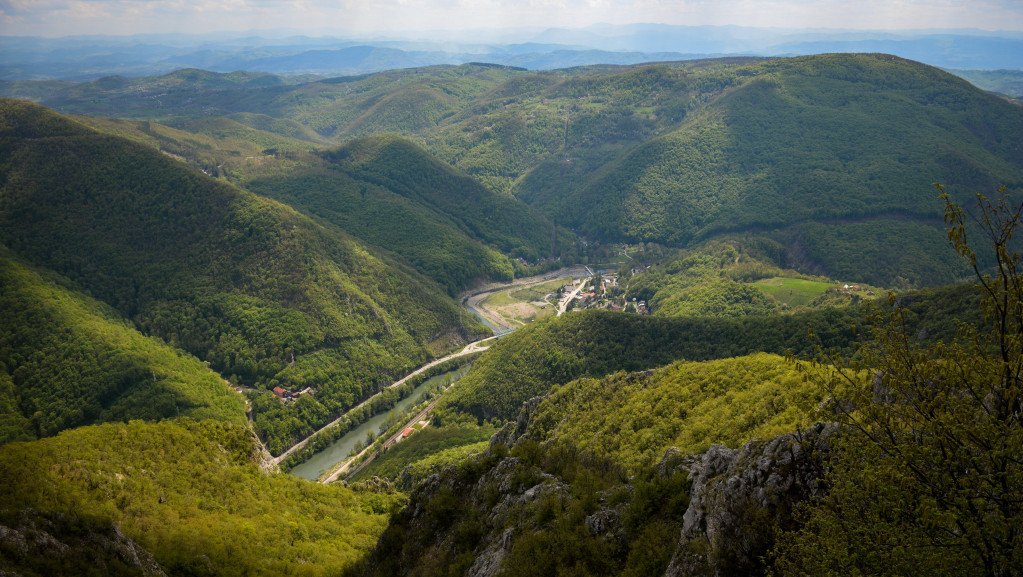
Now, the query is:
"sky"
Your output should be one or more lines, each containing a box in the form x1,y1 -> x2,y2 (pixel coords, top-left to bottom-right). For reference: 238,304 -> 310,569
1,0 -> 1022,38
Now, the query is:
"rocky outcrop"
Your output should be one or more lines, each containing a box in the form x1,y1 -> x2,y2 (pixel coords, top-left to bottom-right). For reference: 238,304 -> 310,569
382,425 -> 572,577
363,392 -> 834,577
663,422 -> 833,577
0,508 -> 167,577
488,396 -> 545,450
465,528 -> 513,577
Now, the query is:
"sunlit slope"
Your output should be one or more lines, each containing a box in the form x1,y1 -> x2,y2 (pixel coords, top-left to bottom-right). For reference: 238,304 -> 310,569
440,281 -> 982,423
520,54 -> 1023,277
0,253 -> 245,445
0,419 -> 402,577
437,308 -> 860,422
358,353 -> 823,577
71,113 -> 323,180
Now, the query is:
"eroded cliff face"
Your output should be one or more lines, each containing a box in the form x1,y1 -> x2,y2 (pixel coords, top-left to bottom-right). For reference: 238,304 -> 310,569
362,395 -> 833,577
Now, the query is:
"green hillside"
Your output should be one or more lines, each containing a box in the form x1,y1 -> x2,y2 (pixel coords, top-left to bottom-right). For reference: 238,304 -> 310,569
70,113 -> 570,294
0,99 -> 486,454
349,424 -> 496,488
522,352 -> 813,470
360,353 -> 819,577
70,114 -> 322,181
0,419 -> 403,576
178,116 -> 327,150
245,134 -> 566,294
14,68 -> 305,121
517,55 -> 1023,284
948,68 -> 1023,98
224,112 -> 333,144
0,253 -> 245,444
437,308 -> 858,423
440,281 -> 983,423
622,239 -> 884,316
4,63 -> 528,133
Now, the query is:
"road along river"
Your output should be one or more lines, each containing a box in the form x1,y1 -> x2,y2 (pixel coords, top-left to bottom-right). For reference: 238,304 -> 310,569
289,366 -> 469,481
273,337 -> 494,468
281,266 -> 594,483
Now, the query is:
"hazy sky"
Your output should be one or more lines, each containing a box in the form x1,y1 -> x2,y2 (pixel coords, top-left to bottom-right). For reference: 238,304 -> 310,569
1,0 -> 1022,38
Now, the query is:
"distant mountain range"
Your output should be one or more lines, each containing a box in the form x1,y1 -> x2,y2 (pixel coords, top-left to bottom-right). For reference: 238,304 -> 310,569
2,46 -> 1022,577
2,24 -> 1022,81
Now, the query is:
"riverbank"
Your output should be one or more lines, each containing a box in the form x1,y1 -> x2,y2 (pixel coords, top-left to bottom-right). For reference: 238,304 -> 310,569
461,266 -> 590,333
283,266 -> 595,481
290,365 -> 470,481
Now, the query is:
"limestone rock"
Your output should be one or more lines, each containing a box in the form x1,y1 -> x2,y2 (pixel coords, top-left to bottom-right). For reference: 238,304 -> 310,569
664,422 -> 833,577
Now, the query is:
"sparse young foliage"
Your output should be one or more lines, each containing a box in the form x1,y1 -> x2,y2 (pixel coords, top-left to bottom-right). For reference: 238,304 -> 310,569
775,189 -> 1023,576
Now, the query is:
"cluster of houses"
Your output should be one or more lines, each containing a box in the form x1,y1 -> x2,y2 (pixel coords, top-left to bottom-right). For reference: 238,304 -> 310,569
631,299 -> 650,314
272,386 -> 315,402
831,283 -> 877,296
559,273 -> 652,315
630,265 -> 651,275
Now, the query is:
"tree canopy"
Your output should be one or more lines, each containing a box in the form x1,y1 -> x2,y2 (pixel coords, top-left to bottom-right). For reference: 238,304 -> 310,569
774,188 -> 1023,576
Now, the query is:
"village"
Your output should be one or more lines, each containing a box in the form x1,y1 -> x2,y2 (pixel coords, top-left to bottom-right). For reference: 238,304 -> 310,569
553,270 -> 652,315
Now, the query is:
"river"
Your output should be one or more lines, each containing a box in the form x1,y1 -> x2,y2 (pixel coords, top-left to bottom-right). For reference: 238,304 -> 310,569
288,267 -> 591,481
288,366 -> 469,481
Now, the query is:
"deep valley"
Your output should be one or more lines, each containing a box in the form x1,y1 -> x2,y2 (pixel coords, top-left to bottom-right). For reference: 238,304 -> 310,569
1,47 -> 1021,576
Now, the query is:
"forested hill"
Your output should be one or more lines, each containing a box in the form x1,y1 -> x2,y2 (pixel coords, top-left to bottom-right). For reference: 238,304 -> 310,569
523,54 -> 1023,247
439,282 -> 984,423
9,54 -> 1023,287
0,251 -> 246,444
57,114 -> 567,294
0,98 -> 487,452
245,134 -> 565,294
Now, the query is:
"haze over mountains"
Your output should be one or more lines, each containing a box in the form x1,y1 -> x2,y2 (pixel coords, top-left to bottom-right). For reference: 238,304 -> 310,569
3,24 -> 1023,82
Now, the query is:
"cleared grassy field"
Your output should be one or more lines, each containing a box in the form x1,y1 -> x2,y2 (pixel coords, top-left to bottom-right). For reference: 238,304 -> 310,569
482,280 -> 560,325
509,279 -> 569,302
753,277 -> 835,307
482,290 -> 518,308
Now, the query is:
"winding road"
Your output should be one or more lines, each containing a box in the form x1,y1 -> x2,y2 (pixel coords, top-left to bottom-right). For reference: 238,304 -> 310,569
460,266 -> 589,331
